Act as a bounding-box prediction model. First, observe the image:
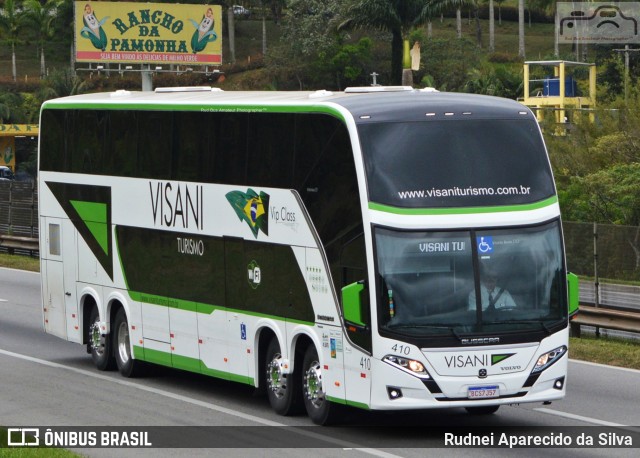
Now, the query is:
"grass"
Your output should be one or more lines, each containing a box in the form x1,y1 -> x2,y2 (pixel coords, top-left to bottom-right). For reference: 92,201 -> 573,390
569,335 -> 640,370
0,428 -> 78,457
0,253 -> 39,272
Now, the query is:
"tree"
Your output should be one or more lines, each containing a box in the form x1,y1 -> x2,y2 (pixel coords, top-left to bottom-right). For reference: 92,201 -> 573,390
55,0 -> 75,69
495,0 -> 504,25
421,38 -> 480,91
23,0 -> 60,78
269,0 -> 286,24
528,0 -> 557,55
563,163 -> 640,226
488,0 -> 495,52
518,0 -> 525,57
340,0 -> 433,85
0,91 -> 27,123
464,67 -> 503,95
267,0 -> 348,89
0,0 -> 24,82
330,37 -> 373,89
430,0 -> 483,47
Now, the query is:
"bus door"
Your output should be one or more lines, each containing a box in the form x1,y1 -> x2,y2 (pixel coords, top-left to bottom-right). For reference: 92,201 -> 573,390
42,217 -> 77,340
219,237 -> 249,380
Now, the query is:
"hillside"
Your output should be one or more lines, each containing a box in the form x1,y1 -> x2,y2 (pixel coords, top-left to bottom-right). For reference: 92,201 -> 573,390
0,12 -> 570,91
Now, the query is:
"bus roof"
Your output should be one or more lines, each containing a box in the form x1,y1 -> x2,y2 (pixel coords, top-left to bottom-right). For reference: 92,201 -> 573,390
41,88 -> 533,123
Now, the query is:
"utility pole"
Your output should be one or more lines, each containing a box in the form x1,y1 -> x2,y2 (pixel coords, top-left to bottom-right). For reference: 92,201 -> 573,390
613,46 -> 640,101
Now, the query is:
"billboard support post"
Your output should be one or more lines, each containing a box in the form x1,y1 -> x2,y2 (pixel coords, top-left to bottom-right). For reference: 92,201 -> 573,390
142,67 -> 153,91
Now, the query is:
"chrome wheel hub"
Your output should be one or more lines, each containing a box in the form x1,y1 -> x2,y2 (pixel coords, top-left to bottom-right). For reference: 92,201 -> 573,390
267,353 -> 287,398
304,359 -> 324,408
89,320 -> 104,354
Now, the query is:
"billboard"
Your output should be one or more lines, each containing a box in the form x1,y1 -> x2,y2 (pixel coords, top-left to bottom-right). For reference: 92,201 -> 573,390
75,2 -> 222,65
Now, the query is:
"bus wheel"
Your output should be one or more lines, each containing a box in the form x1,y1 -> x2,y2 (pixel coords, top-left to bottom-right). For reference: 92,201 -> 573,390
88,307 -> 115,371
113,308 -> 144,378
265,338 -> 301,415
465,405 -> 500,415
302,345 -> 340,425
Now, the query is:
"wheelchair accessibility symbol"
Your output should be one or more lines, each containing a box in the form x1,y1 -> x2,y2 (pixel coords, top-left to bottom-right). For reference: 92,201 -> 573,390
477,236 -> 494,254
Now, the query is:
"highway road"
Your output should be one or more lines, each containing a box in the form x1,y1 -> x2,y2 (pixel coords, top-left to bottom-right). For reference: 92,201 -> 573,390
1,267 -> 639,457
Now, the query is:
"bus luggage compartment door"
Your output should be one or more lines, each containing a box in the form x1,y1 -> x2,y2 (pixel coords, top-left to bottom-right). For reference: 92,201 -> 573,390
42,217 -> 75,339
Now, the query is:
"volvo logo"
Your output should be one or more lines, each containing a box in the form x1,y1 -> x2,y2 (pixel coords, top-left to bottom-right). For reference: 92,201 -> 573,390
478,369 -> 488,378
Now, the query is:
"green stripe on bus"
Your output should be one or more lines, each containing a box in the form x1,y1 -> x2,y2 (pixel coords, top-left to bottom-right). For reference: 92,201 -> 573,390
134,346 -> 254,386
43,103 -> 347,122
345,400 -> 370,410
69,200 -> 109,255
326,396 -> 370,410
368,196 -> 558,216
127,291 -> 314,326
139,346 -> 172,366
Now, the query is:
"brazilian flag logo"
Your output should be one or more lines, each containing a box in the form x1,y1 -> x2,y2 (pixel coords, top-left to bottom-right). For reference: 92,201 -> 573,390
226,188 -> 269,238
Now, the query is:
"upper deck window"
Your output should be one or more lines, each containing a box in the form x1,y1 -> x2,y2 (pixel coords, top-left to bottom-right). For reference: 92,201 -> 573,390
359,119 -> 555,208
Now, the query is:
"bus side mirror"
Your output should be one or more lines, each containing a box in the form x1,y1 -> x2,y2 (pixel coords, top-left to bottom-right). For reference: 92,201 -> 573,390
342,281 -> 367,327
567,272 -> 579,317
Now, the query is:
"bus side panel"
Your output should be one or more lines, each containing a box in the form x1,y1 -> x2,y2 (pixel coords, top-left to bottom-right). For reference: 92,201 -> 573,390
196,307 -> 229,377
170,305 -> 200,372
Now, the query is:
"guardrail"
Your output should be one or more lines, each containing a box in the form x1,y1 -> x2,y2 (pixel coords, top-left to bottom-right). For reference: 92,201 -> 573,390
570,305 -> 640,337
0,234 -> 39,255
579,282 -> 640,312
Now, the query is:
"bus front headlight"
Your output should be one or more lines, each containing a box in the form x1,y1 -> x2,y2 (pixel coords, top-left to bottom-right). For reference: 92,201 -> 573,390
531,345 -> 567,374
383,355 -> 431,380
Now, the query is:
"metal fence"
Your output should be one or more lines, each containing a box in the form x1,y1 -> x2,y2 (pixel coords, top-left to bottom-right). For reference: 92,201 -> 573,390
564,221 -> 640,284
0,181 -> 39,239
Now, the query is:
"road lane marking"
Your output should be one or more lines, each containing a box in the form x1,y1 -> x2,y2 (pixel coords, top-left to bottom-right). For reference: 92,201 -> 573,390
0,347 -> 284,425
570,358 -> 640,375
0,347 -> 402,457
534,407 -> 626,427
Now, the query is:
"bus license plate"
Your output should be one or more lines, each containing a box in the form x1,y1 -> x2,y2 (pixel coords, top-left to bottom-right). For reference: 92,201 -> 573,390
468,386 -> 499,399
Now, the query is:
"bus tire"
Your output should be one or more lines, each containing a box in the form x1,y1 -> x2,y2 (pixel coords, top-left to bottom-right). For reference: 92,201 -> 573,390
113,308 -> 144,378
465,405 -> 500,415
265,338 -> 302,415
302,345 -> 341,425
88,306 -> 115,371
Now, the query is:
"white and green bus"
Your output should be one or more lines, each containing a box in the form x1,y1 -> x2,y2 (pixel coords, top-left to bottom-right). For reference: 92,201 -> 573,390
38,87 -> 579,424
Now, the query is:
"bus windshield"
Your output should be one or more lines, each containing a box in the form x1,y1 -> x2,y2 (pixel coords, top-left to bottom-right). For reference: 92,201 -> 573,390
375,221 -> 566,337
359,119 -> 556,208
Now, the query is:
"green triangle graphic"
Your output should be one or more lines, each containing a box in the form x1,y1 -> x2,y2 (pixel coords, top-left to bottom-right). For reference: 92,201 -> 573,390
70,200 -> 109,255
491,353 -> 515,365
